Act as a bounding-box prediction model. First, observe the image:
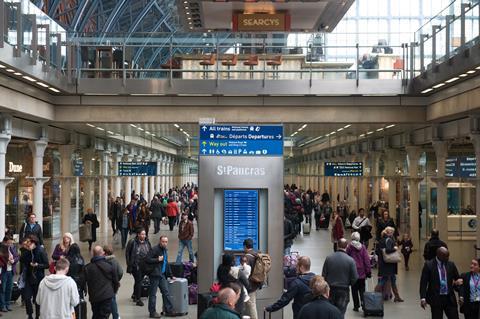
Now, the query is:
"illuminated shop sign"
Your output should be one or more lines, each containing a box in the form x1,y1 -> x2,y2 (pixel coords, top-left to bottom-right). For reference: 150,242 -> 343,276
234,13 -> 290,31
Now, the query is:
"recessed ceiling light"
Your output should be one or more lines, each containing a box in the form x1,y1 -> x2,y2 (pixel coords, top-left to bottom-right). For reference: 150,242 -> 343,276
386,124 -> 396,128
96,127 -> 105,131
467,70 -> 476,74
145,131 -> 151,134
301,124 -> 307,129
107,131 -> 114,134
137,127 -> 144,131
432,83 -> 445,89
421,88 -> 433,93
330,131 -> 336,135
0,64 -> 5,68
187,17 -> 191,20
6,69 -> 14,73
48,87 -> 60,93
367,131 -> 374,135
185,6 -> 189,9
151,134 -> 156,137
86,123 -> 95,127
13,72 -> 22,76
189,27 -> 193,29
130,124 -> 137,128
186,12 -> 190,14
376,128 -> 384,132
359,134 -> 365,137
174,124 -> 180,128
445,77 -> 459,83
459,73 -> 468,77
325,133 -> 330,137
337,128 -> 344,132
91,158 -> 96,161
476,66 -> 480,70
344,124 -> 351,128
22,76 -> 36,82
183,0 -> 187,3
37,82 -> 49,88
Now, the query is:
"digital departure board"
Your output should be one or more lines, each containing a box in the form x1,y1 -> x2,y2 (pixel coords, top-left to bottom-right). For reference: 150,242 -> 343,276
324,162 -> 363,177
118,162 -> 157,176
446,156 -> 476,178
224,190 -> 259,251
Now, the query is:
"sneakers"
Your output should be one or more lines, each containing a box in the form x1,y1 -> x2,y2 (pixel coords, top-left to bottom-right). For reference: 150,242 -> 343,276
149,312 -> 161,318
136,300 -> 144,306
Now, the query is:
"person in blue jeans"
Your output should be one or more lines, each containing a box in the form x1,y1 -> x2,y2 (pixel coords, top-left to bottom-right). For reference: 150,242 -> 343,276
120,208 -> 130,249
0,235 -> 19,311
176,213 -> 195,263
145,235 -> 175,318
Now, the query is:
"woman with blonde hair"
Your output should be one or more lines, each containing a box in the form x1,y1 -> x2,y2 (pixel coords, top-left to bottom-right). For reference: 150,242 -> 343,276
376,226 -> 403,302
52,232 -> 74,261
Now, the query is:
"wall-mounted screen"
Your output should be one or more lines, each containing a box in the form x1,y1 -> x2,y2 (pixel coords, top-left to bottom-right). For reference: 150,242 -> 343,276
223,189 -> 259,251
118,162 -> 157,176
446,156 -> 476,178
324,162 -> 363,177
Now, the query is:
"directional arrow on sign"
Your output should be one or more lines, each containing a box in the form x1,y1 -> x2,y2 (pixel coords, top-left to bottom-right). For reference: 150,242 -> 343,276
202,126 -> 207,131
277,134 -> 282,139
201,149 -> 207,154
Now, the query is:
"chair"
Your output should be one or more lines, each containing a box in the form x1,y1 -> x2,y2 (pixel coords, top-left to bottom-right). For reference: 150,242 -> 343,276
243,55 -> 259,79
199,54 -> 216,79
266,55 -> 282,79
161,58 -> 181,69
221,54 -> 238,79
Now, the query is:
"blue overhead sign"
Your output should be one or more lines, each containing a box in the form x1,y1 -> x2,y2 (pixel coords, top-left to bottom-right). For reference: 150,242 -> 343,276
118,162 -> 157,176
446,156 -> 476,178
199,124 -> 283,156
324,162 -> 363,177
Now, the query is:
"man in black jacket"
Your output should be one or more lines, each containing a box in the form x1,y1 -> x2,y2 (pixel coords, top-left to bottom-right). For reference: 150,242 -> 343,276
146,235 -> 175,318
297,275 -> 342,319
423,229 -> 448,261
265,256 -> 315,319
284,216 -> 295,256
419,247 -> 462,319
83,246 -> 119,319
19,213 -> 44,246
150,196 -> 163,234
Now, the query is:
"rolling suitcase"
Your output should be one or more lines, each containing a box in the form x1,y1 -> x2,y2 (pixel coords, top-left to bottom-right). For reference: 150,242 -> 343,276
11,282 -> 21,302
77,299 -> 87,319
303,223 -> 311,234
168,277 -> 188,315
198,292 -> 218,317
141,276 -> 151,297
363,278 -> 384,317
169,262 -> 185,278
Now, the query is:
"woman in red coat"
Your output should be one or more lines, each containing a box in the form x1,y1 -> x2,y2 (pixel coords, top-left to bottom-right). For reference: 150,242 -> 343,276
166,198 -> 179,231
331,210 -> 344,252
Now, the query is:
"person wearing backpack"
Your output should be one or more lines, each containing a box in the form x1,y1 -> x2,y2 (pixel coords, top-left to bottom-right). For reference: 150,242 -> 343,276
125,229 -> 152,306
265,256 -> 315,319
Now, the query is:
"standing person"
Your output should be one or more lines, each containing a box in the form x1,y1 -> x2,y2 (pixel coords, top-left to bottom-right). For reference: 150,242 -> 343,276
136,203 -> 151,237
375,210 -> 396,242
125,229 -> 152,306
399,233 -> 413,271
36,258 -> 79,319
166,198 -> 179,231
83,246 -> 119,319
265,256 -> 315,319
19,213 -> 44,246
243,238 -> 260,319
284,216 -> 295,256
322,238 -> 358,316
346,232 -> 371,312
376,227 -> 403,302
20,235 -> 49,319
419,247 -> 462,319
459,258 -> 480,319
104,245 -> 123,319
297,275 -> 342,319
120,208 -> 130,249
110,197 -> 123,237
216,253 -> 250,315
199,287 -> 241,319
0,235 -> 19,312
176,212 -> 195,263
303,194 -> 314,227
321,190 -> 330,204
351,208 -> 372,247
66,243 -> 85,319
52,232 -> 74,262
423,229 -> 448,261
150,196 -> 163,234
82,208 -> 100,251
145,235 -> 175,318
331,211 -> 344,252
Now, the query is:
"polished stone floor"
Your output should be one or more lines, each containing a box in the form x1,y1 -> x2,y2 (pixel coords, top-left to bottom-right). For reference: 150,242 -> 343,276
8,221 -> 474,319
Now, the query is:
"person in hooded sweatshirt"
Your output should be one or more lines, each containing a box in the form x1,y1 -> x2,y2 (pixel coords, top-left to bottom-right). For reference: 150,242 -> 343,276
36,258 -> 79,319
265,256 -> 315,319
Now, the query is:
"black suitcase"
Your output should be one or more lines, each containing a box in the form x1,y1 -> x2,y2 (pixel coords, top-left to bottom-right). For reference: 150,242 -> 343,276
363,279 -> 384,317
11,282 -> 21,302
77,299 -> 87,319
169,262 -> 185,278
141,276 -> 151,297
197,292 -> 217,318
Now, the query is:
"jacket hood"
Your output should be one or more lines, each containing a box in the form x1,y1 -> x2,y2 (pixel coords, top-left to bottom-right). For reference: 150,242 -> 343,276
43,274 -> 71,290
351,240 -> 362,250
299,272 -> 315,285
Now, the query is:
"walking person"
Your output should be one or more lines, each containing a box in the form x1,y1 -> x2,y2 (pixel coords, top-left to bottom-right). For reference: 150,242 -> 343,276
83,246 -> 120,319
459,258 -> 480,319
297,275 -> 342,319
150,196 -> 163,234
399,233 -> 413,271
36,258 -> 79,319
66,243 -> 85,319
346,232 -> 371,312
82,208 -> 100,251
0,235 -> 19,312
20,235 -> 49,319
145,235 -> 176,318
104,245 -> 123,319
166,198 -> 179,231
376,227 -> 404,302
136,203 -> 151,238
423,229 -> 448,261
331,211 -> 344,252
176,212 -> 195,263
322,238 -> 358,315
120,208 -> 130,249
125,229 -> 152,306
351,208 -> 372,248
52,232 -> 74,262
19,213 -> 44,246
419,247 -> 462,319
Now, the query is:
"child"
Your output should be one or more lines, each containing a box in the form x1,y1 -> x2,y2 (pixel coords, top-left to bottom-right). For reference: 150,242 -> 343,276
236,255 -> 251,302
399,233 -> 413,270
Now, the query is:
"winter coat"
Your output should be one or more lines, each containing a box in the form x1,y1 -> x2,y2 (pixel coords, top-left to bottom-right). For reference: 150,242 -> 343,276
178,220 -> 194,241
36,274 -> 79,319
82,213 -> 99,242
376,235 -> 398,276
83,256 -> 119,302
145,245 -> 172,278
346,242 -> 371,279
20,245 -> 49,285
199,304 -> 241,319
331,216 -> 344,243
297,296 -> 343,319
19,222 -> 44,246
166,201 -> 180,217
125,238 -> 152,273
150,200 -> 163,219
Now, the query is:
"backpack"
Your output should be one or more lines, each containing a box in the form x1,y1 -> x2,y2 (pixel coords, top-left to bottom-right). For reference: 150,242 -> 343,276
249,253 -> 272,284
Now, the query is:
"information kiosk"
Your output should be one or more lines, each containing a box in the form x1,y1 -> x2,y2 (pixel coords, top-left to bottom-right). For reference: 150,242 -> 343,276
198,124 -> 284,318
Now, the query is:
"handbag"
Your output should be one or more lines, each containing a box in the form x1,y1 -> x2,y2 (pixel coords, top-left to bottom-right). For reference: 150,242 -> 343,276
49,261 -> 56,274
18,269 -> 26,289
381,248 -> 401,263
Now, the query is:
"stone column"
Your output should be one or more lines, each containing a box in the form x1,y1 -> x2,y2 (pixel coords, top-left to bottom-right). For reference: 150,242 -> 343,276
111,152 -> 122,198
0,132 -> 12,237
359,154 -> 368,210
59,145 -> 76,234
318,161 -> 324,193
168,159 -> 174,190
161,160 -> 167,193
142,154 -> 150,201
406,146 -> 423,245
432,141 -> 449,241
371,152 -> 382,203
82,149 -> 96,211
156,157 -> 161,194
28,139 -> 49,228
385,149 -> 401,220
99,151 -> 110,232
470,134 -> 480,254
134,154 -> 142,196
123,153 -> 134,203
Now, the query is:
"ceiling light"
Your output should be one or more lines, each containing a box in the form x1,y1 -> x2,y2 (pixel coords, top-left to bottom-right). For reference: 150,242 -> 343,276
432,83 -> 445,89
6,69 -> 14,73
337,128 -> 344,132
137,127 -> 144,131
107,131 -> 114,134
174,124 -> 180,128
13,72 -> 22,76
189,27 -> 193,29
359,134 -> 365,137
376,128 -> 384,132
330,131 -> 336,135
325,133 -> 330,137
130,124 -> 137,128
0,64 -> 5,68
367,131 -> 374,135
185,6 -> 189,9
96,127 -> 105,131
459,73 -> 468,77
37,82 -> 49,88
183,0 -> 187,3
48,87 -> 60,93
386,124 -> 396,128
467,70 -> 476,74
145,131 -> 151,134
344,124 -> 351,128
301,124 -> 307,129
22,76 -> 36,82
421,88 -> 433,93
86,123 -> 95,127
186,12 -> 190,14
187,17 -> 191,20
151,134 -> 156,137
91,158 -> 96,161
445,77 -> 459,83
476,66 -> 480,69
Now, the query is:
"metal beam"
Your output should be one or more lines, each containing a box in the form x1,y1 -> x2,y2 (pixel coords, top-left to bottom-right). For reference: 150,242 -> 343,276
72,0 -> 92,32
101,0 -> 128,33
125,0 -> 157,41
48,0 -> 63,17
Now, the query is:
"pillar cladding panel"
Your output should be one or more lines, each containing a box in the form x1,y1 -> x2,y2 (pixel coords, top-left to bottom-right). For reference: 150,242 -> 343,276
198,156 -> 284,318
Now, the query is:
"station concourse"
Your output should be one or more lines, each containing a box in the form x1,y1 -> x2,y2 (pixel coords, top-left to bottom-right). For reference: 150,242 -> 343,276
1,0 -> 480,318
